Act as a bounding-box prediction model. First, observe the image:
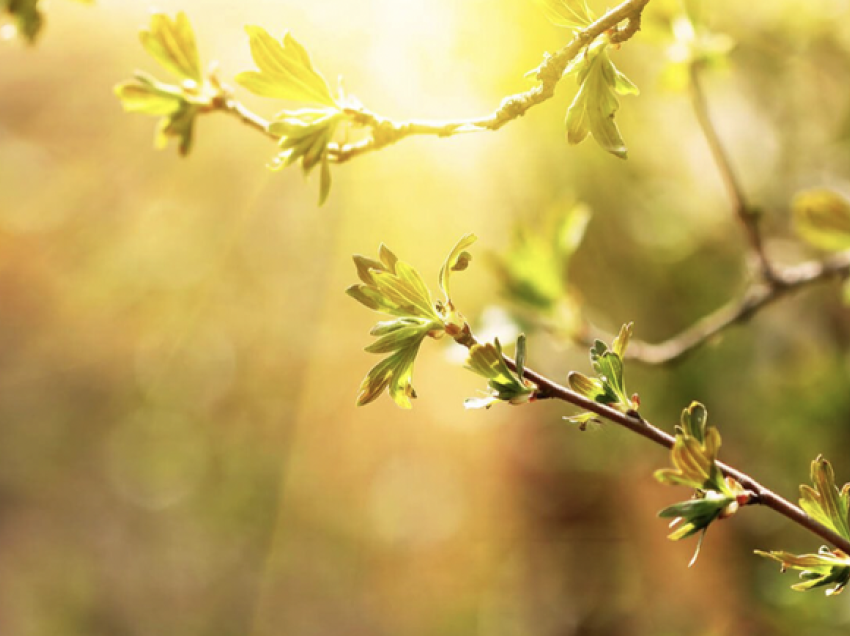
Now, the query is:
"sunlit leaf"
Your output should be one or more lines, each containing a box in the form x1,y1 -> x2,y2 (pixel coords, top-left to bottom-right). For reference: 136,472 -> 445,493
464,338 -> 535,408
534,0 -> 594,30
139,12 -> 202,83
565,43 -> 638,159
267,108 -> 344,205
348,243 -> 452,409
237,27 -> 338,107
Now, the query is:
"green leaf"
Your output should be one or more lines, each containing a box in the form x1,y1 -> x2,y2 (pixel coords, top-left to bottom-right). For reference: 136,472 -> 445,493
464,338 -> 535,408
565,43 -> 637,159
799,456 -> 850,541
349,244 -> 450,409
267,108 -> 344,205
139,12 -> 202,83
534,0 -> 594,30
114,76 -> 183,116
654,402 -> 727,492
439,233 -> 477,307
237,27 -> 338,107
792,189 -> 850,252
757,547 -> 850,596
356,318 -> 436,409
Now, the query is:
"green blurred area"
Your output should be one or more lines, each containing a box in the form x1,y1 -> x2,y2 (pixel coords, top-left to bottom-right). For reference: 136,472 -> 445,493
1,1 -> 850,635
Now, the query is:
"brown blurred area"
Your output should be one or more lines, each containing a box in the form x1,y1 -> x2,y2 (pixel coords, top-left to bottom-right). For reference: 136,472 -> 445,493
2,1 -> 850,635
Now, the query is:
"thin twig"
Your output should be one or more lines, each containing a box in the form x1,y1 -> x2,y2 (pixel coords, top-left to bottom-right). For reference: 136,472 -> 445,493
491,351 -> 850,555
587,250 -> 850,365
211,0 -> 651,163
688,62 -> 775,281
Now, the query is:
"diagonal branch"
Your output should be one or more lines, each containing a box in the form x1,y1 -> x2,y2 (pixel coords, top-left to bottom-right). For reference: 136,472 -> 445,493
487,349 -> 850,556
589,250 -> 850,365
688,61 -> 775,281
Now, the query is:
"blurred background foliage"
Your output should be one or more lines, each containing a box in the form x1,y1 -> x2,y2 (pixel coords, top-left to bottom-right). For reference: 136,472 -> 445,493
1,0 -> 850,634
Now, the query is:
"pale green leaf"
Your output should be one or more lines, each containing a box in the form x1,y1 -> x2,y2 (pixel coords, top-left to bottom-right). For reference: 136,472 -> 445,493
140,12 -> 202,82
534,0 -> 594,29
237,27 -> 337,107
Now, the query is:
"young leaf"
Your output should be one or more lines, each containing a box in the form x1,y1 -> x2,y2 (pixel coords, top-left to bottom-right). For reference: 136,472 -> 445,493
792,189 -> 850,252
267,108 -> 344,205
799,456 -> 850,540
139,12 -> 202,83
565,43 -> 638,159
464,338 -> 535,409
348,243 -> 458,409
564,323 -> 638,424
654,402 -> 726,492
534,0 -> 594,30
756,547 -> 850,596
438,233 -> 477,307
237,27 -> 338,107
356,318 -> 437,409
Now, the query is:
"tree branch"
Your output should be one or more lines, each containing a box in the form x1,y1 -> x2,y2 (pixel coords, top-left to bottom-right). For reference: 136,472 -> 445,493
489,350 -> 850,556
210,0 -> 652,163
588,250 -> 850,365
688,61 -> 776,281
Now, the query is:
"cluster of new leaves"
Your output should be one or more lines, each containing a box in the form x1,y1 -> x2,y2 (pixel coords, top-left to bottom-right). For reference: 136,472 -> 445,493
114,12 -> 210,155
464,335 -> 536,410
566,323 -> 639,427
536,0 -> 639,158
1,0 -> 91,43
655,402 -> 748,565
237,27 -> 344,204
757,457 -> 850,596
490,203 -> 590,337
347,235 -> 477,409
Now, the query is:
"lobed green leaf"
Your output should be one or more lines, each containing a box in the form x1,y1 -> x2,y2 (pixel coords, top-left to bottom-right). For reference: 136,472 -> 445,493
140,12 -> 202,83
237,27 -> 338,107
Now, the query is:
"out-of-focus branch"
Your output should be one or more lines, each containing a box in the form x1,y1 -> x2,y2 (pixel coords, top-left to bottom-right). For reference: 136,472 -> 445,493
585,250 -> 850,365
688,62 -> 775,281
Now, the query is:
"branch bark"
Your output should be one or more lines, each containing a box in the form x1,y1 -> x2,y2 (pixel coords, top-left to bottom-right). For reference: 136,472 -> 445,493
492,351 -> 850,556
593,250 -> 850,365
212,0 -> 652,163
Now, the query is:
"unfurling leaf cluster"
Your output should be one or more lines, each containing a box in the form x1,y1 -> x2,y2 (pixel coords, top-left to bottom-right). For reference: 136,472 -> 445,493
237,26 -> 343,204
655,402 -> 747,565
566,323 -> 638,427
347,236 -> 478,409
114,12 -> 210,155
464,336 -> 536,410
564,40 -> 639,159
757,457 -> 850,596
